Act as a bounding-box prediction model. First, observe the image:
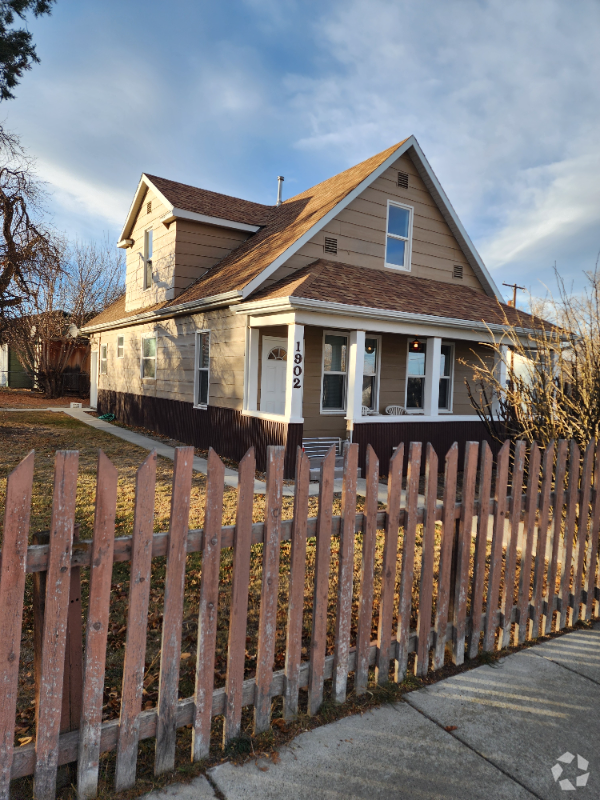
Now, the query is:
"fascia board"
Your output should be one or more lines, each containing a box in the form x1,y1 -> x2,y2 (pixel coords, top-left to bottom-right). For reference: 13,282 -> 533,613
118,175 -> 175,242
160,208 -> 260,233
241,136 -> 415,298
407,141 -> 503,301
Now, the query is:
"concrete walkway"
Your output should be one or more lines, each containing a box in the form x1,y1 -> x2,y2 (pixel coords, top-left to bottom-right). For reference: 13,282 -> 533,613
142,624 -> 600,799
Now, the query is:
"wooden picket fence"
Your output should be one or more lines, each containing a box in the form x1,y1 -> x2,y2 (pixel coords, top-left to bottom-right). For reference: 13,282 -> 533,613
0,437 -> 599,799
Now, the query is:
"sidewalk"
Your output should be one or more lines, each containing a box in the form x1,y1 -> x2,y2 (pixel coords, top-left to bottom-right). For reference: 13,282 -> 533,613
144,624 -> 600,799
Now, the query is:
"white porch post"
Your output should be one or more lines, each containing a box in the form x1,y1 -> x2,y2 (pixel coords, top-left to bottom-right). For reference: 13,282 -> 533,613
347,329 -> 366,422
492,344 -> 508,415
285,323 -> 304,421
424,336 -> 442,416
245,326 -> 260,412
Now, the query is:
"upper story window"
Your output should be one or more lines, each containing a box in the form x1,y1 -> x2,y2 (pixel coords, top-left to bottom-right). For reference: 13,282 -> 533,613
141,334 -> 156,378
322,332 -> 347,412
143,229 -> 153,290
385,201 -> 413,271
362,337 -> 380,411
117,335 -> 124,359
99,344 -> 108,375
194,331 -> 210,408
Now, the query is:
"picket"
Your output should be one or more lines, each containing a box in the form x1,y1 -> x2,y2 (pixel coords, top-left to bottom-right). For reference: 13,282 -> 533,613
375,444 -> 403,683
114,450 -> 157,791
77,452 -> 119,799
193,449 -> 225,761
433,442 -> 458,669
254,446 -> 285,732
545,440 -> 568,634
560,441 -> 580,630
415,444 -> 438,677
484,440 -> 510,652
283,448 -> 311,719
531,442 -> 555,638
572,440 -> 594,622
501,440 -> 525,648
468,441 -> 493,659
516,443 -> 541,645
34,451 -> 79,800
585,443 -> 600,620
355,445 -> 380,693
223,448 -> 255,744
0,451 -> 34,800
154,447 -> 194,775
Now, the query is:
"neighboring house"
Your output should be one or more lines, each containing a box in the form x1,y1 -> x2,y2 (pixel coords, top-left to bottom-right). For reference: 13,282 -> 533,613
0,339 -> 90,394
0,344 -> 33,389
82,136 -> 541,477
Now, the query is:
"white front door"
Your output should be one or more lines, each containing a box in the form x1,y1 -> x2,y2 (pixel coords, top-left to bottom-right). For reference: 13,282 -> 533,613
260,336 -> 287,414
90,351 -> 98,409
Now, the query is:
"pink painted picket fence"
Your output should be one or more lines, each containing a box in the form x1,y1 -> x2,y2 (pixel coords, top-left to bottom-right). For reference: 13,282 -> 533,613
0,438 -> 599,799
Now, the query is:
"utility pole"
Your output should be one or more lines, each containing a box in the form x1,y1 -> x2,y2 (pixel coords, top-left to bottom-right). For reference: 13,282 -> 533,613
502,282 -> 526,308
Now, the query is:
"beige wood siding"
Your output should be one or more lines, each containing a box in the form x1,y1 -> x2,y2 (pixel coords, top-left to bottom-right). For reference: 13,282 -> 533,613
301,325 -> 347,440
173,220 -> 251,293
264,153 -> 484,292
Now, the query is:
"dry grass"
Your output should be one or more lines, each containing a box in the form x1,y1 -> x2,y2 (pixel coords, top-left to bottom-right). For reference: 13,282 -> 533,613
0,389 -> 75,408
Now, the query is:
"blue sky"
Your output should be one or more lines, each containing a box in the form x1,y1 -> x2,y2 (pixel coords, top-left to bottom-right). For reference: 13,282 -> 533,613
5,0 -> 600,304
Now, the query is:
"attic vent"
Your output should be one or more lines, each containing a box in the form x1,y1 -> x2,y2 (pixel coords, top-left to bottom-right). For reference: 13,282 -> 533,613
324,237 -> 338,255
453,264 -> 464,279
146,201 -> 152,214
397,171 -> 409,189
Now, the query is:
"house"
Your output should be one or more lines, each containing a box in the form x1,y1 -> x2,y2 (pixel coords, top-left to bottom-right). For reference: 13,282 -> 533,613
82,136 -> 540,477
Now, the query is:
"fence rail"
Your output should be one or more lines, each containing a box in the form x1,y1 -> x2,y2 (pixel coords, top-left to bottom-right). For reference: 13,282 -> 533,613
1,438 -> 599,799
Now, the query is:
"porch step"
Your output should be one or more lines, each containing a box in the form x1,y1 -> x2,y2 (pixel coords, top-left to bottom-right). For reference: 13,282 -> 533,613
309,464 -> 362,481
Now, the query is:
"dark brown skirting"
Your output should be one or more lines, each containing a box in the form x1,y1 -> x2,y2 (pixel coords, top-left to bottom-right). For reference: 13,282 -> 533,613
352,419 -> 500,476
97,390 -> 303,478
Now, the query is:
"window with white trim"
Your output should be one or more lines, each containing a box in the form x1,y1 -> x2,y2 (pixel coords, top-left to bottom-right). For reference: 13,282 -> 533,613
322,332 -> 347,411
143,229 -> 153,290
117,335 -> 124,359
141,334 -> 156,378
100,343 -> 108,375
438,343 -> 454,411
406,339 -> 426,409
385,201 -> 413,271
362,337 -> 380,411
194,331 -> 210,407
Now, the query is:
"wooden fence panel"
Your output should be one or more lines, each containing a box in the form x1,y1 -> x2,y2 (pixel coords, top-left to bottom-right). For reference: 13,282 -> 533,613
254,446 -> 285,733
516,443 -> 541,645
193,449 -> 225,761
545,440 -> 568,634
77,452 -> 118,799
355,445 -> 379,694
375,444 -> 403,683
0,451 -> 34,800
395,442 -> 422,681
34,451 -> 79,800
484,440 -> 510,652
154,447 -> 194,775
560,441 -> 580,629
332,443 -> 359,704
434,442 -> 458,669
415,444 -> 438,677
531,442 -> 555,638
307,447 -> 335,715
223,448 -> 255,744
468,441 -> 493,659
283,448 -> 311,719
573,440 -> 594,622
585,443 -> 600,620
452,441 -> 478,666
501,440 -> 525,648
115,450 -> 157,791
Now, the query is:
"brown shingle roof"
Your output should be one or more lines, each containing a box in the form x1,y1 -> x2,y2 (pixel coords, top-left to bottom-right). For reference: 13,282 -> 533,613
146,174 -> 273,227
84,295 -> 168,329
165,139 -> 409,307
249,260 -> 546,329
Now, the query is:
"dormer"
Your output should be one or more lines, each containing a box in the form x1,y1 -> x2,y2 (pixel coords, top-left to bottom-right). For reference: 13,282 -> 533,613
118,174 -> 273,312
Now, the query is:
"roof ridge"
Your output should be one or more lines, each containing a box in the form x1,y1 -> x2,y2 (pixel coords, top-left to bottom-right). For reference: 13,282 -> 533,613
145,173 -> 275,210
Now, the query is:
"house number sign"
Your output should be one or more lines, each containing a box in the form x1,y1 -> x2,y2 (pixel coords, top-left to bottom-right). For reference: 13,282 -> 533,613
293,341 -> 303,388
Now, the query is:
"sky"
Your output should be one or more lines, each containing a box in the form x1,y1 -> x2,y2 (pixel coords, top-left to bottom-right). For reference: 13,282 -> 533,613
4,0 -> 600,306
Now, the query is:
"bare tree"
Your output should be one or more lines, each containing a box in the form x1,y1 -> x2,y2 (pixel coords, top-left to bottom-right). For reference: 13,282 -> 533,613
7,236 -> 124,397
465,265 -> 600,452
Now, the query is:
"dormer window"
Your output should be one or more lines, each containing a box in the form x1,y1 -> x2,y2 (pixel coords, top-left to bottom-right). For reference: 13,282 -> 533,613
385,201 -> 413,271
143,229 -> 153,290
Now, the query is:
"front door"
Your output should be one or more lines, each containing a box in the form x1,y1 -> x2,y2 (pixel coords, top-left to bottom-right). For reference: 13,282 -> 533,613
260,336 -> 287,414
90,351 -> 98,409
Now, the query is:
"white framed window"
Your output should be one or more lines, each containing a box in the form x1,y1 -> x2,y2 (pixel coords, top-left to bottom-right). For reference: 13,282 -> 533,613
362,335 -> 382,411
117,335 -> 124,359
143,229 -> 153,290
405,339 -> 426,410
141,334 -> 156,378
321,331 -> 348,413
385,200 -> 413,271
194,330 -> 210,408
438,342 -> 454,411
99,343 -> 108,375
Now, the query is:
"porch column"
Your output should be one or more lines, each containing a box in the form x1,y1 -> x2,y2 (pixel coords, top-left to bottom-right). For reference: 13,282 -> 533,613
285,323 -> 304,421
492,344 -> 508,415
347,329 -> 366,422
245,326 -> 260,411
424,337 -> 442,416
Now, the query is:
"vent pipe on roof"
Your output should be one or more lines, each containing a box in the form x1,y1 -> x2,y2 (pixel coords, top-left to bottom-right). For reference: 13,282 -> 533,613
276,175 -> 284,206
